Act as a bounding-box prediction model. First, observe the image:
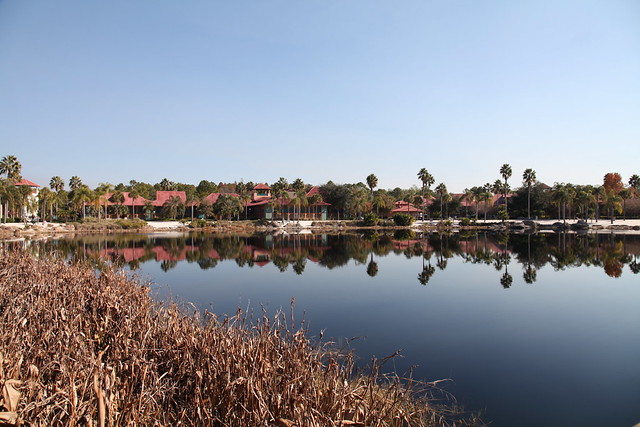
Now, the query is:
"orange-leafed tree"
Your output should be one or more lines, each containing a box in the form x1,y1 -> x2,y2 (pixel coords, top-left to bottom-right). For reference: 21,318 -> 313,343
603,173 -> 624,195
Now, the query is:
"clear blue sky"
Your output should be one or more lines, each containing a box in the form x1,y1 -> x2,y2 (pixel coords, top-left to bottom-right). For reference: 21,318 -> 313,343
1,0 -> 638,192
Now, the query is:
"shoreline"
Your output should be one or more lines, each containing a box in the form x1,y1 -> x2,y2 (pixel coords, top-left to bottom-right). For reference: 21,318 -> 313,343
1,217 -> 640,239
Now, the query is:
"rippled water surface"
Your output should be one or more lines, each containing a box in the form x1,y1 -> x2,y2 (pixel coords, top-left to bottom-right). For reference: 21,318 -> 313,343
6,231 -> 640,427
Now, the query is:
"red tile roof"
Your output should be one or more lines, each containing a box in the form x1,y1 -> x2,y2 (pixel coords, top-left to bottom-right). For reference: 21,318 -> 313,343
15,179 -> 39,187
254,183 -> 271,190
152,191 -> 187,207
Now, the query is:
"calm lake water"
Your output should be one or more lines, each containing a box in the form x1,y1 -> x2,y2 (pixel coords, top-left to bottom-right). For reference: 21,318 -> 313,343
5,231 -> 640,427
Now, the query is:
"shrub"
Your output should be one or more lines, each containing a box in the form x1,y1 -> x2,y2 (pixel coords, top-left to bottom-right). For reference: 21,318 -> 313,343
115,219 -> 147,230
393,213 -> 414,226
459,217 -> 476,227
362,213 -> 379,226
189,218 -> 209,228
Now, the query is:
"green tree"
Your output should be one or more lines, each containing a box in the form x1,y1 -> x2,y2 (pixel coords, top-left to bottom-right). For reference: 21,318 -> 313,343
629,174 -> 640,198
0,155 -> 22,181
198,198 -> 214,219
69,176 -> 83,191
291,178 -> 306,219
38,187 -> 55,221
619,188 -> 632,221
500,164 -> 512,214
271,177 -> 289,221
109,190 -> 126,218
435,183 -> 448,219
213,194 -> 241,220
159,178 -> 176,191
522,168 -> 537,219
417,168 -> 434,199
161,196 -> 185,219
366,174 -> 378,201
73,185 -> 93,219
602,190 -> 622,224
129,189 -> 140,219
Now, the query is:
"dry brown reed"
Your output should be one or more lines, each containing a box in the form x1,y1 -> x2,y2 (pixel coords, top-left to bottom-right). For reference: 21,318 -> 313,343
0,249 -> 481,426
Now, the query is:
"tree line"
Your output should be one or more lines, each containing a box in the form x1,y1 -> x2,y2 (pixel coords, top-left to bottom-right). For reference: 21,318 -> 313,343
1,155 -> 639,222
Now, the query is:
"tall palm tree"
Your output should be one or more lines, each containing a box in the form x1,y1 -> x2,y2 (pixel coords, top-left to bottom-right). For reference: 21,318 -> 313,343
129,189 -> 140,219
463,188 -> 474,218
366,174 -> 378,201
0,155 -> 22,181
271,177 -> 289,221
235,182 -> 251,219
499,164 -> 512,214
69,176 -> 83,191
470,186 -> 484,220
435,183 -> 447,219
522,168 -> 537,219
480,185 -> 493,222
292,178 -> 305,219
96,182 -> 113,219
417,168 -> 434,198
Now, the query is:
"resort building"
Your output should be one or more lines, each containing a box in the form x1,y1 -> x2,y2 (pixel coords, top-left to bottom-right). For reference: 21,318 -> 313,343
16,179 -> 40,219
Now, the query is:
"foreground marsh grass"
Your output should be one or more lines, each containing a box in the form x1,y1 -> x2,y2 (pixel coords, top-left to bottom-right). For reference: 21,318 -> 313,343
0,250 -> 480,426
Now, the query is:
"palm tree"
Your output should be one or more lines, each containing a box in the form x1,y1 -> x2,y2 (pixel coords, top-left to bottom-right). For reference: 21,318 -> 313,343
69,176 -> 83,191
470,186 -> 483,220
162,196 -> 185,219
309,193 -> 323,219
95,183 -> 113,219
72,185 -> 93,219
271,177 -> 289,221
463,188 -> 473,218
480,185 -> 493,222
435,183 -> 447,219
143,200 -> 155,220
0,155 -> 22,181
500,164 -> 512,214
129,189 -> 140,219
38,187 -> 55,221
602,190 -> 622,224
619,188 -> 632,221
522,168 -> 537,219
417,168 -> 434,198
109,190 -> 125,218
372,191 -> 393,217
159,178 -> 175,191
629,174 -> 640,198
347,186 -> 369,219
291,179 -> 306,219
366,174 -> 378,201
213,194 -> 241,220
50,176 -> 64,192
235,182 -> 251,219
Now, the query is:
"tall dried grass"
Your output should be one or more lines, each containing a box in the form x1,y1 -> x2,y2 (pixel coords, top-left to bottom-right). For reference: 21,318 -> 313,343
0,249 -> 481,426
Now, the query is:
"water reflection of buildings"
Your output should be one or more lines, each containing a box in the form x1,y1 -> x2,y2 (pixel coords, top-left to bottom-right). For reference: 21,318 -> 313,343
93,234 -> 332,269
3,232 -> 639,279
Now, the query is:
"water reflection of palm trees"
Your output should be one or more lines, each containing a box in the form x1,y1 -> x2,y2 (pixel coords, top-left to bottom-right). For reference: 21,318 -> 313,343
366,253 -> 378,277
418,251 -> 436,285
6,231 -> 640,280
